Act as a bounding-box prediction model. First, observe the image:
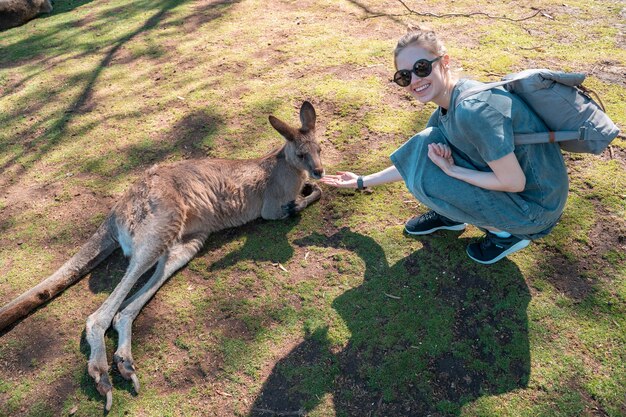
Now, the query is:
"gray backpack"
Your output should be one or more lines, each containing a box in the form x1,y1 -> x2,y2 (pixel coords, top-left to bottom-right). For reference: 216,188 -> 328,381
454,69 -> 621,154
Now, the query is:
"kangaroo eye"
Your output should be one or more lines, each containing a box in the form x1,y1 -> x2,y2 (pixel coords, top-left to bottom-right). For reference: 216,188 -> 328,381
297,153 -> 305,160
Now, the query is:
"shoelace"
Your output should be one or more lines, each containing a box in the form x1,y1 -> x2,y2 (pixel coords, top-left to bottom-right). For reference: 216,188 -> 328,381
423,210 -> 439,222
481,235 -> 504,249
480,236 -> 494,249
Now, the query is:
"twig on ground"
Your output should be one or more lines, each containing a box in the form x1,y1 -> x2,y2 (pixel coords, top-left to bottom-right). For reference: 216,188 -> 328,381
357,64 -> 384,70
272,262 -> 289,272
365,0 -> 549,22
518,46 -> 545,51
384,292 -> 401,300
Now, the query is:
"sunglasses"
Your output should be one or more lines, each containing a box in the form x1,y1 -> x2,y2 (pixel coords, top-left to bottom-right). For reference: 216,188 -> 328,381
393,56 -> 443,87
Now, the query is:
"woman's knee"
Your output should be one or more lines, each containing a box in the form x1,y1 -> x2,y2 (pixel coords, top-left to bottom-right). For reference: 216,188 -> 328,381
414,127 -> 448,147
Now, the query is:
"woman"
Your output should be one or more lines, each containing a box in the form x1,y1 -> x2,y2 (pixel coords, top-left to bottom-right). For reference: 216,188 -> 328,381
320,27 -> 569,264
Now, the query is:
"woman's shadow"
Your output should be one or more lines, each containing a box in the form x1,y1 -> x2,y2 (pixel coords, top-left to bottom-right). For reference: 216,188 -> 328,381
250,228 -> 531,416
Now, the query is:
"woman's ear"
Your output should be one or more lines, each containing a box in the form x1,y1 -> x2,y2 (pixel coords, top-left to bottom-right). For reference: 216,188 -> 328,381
442,54 -> 450,69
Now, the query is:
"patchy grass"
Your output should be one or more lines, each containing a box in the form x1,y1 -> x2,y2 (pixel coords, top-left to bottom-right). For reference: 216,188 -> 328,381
0,0 -> 625,416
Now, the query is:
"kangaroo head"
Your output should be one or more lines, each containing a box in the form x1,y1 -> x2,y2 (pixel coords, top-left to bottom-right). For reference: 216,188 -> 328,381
268,101 -> 324,179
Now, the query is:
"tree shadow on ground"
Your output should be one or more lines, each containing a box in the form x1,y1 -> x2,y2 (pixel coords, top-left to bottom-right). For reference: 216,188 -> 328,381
0,0 -> 240,179
44,0 -> 95,17
344,0 -> 406,24
251,228 -> 531,417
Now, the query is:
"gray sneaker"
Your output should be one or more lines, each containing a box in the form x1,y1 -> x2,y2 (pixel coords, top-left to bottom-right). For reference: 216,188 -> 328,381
404,210 -> 466,235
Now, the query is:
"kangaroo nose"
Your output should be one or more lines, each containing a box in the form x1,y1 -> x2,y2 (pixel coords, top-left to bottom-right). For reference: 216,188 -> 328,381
313,168 -> 324,178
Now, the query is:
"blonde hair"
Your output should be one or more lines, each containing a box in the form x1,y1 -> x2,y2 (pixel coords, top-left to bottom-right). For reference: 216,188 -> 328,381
393,25 -> 447,69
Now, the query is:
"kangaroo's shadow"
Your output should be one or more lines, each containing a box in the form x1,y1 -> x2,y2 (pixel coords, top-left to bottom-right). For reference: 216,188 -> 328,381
251,228 -> 531,416
205,215 -> 301,272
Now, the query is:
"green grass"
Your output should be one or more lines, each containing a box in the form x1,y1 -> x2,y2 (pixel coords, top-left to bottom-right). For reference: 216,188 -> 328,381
0,0 -> 625,416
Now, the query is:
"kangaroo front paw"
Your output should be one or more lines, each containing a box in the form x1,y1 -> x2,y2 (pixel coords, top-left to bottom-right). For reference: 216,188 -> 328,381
303,182 -> 322,201
114,353 -> 140,393
281,200 -> 297,217
89,365 -> 113,411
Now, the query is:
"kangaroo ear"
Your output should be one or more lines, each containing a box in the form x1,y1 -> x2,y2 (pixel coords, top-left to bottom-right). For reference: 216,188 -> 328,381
269,115 -> 296,142
299,101 -> 316,131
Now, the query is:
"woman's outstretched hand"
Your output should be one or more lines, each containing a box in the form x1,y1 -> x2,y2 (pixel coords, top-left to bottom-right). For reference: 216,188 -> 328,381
319,171 -> 359,189
427,143 -> 455,175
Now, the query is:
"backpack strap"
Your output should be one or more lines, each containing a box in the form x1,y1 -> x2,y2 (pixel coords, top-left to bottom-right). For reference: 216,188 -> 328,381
454,73 -> 585,144
513,131 -> 582,144
454,72 -> 532,108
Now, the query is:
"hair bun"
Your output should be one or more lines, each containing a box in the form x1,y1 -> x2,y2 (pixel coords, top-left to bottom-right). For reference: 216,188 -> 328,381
406,23 -> 435,35
406,23 -> 420,32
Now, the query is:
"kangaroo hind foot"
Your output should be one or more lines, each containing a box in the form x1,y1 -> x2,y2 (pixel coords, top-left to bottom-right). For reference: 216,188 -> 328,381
110,235 -> 206,398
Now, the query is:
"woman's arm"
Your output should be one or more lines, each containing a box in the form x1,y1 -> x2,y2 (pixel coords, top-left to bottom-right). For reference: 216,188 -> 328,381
320,165 -> 403,189
427,143 -> 526,192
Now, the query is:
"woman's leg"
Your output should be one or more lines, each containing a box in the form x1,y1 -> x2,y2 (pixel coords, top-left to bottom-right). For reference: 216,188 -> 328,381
391,127 -> 558,240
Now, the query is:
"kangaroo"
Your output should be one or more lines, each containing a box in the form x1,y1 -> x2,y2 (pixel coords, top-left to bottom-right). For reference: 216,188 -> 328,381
0,101 -> 323,410
0,0 -> 53,30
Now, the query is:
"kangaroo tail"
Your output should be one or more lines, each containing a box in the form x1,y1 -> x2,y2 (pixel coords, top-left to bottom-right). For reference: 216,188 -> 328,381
0,220 -> 119,331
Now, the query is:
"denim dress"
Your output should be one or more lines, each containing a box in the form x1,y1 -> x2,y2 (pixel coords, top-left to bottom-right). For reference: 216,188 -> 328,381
390,79 -> 569,240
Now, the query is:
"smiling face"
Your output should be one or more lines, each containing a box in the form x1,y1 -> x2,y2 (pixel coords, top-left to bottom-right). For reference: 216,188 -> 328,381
395,44 -> 454,109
